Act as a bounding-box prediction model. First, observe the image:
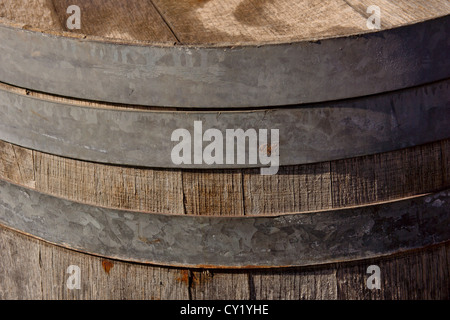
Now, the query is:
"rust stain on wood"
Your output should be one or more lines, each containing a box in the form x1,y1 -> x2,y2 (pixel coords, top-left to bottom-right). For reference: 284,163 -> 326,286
176,270 -> 190,286
101,260 -> 114,274
176,269 -> 201,287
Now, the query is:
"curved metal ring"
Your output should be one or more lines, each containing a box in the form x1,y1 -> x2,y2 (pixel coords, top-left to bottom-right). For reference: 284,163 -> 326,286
0,79 -> 449,168
0,179 -> 449,268
0,16 -> 448,108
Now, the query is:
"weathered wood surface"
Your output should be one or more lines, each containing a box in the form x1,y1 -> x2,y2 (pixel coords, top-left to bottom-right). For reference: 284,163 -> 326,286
1,225 -> 448,300
1,0 -> 449,44
0,225 -> 188,300
1,138 -> 448,216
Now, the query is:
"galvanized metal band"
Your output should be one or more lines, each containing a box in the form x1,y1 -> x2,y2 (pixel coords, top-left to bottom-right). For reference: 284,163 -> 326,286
0,179 -> 449,268
0,79 -> 449,168
0,16 -> 449,109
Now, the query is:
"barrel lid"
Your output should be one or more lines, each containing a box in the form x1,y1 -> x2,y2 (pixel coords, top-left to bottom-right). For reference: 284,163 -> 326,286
1,0 -> 449,46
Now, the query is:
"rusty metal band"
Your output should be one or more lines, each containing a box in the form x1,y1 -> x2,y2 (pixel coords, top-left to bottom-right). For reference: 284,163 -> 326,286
0,179 -> 449,268
0,16 -> 449,109
0,79 -> 449,168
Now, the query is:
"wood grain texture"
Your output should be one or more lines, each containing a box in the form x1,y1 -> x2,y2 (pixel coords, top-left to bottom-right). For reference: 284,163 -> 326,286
0,224 -> 43,299
0,0 -> 62,30
155,0 -> 450,44
33,152 -> 185,215
50,0 -> 177,42
345,0 -> 450,28
1,0 -> 449,44
336,244 -> 450,300
151,0 -> 367,44
1,225 -> 448,300
0,138 -> 449,216
250,268 -> 338,300
0,225 -> 189,300
190,270 -> 250,300
330,141 -> 445,208
0,141 -> 34,189
182,170 -> 245,216
243,163 -> 332,215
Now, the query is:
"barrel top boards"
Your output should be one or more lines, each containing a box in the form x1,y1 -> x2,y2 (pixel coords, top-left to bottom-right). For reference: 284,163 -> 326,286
0,1 -> 449,108
1,0 -> 449,45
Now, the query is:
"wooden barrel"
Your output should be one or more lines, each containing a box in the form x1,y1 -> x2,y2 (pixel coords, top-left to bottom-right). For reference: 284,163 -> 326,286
0,0 -> 449,299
